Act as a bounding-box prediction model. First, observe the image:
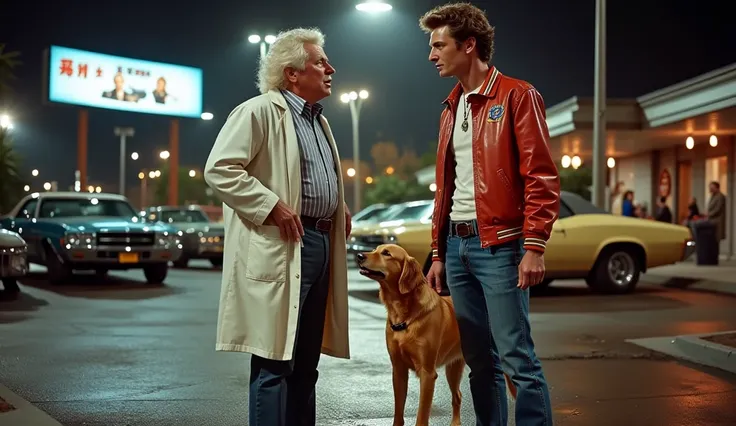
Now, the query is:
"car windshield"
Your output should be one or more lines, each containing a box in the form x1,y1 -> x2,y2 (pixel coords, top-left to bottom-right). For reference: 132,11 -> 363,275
382,202 -> 432,221
38,198 -> 138,219
160,210 -> 209,223
562,192 -> 608,215
353,206 -> 389,222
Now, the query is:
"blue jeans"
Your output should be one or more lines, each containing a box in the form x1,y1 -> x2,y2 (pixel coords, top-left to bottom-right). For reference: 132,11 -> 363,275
248,227 -> 331,426
445,234 -> 553,426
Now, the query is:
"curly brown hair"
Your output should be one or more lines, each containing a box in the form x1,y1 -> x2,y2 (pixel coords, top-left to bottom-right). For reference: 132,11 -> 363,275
419,2 -> 495,63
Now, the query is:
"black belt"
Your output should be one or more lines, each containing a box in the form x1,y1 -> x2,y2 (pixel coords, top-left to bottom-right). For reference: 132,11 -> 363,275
449,220 -> 478,238
301,216 -> 333,232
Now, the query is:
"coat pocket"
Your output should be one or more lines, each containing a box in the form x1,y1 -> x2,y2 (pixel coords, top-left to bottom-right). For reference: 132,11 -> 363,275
243,225 -> 287,282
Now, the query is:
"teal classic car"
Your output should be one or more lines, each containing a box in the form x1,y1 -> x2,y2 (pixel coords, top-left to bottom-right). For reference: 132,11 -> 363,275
0,192 -> 182,284
142,205 -> 224,268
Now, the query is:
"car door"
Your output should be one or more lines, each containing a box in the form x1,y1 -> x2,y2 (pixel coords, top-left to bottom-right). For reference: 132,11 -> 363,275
7,199 -> 40,259
542,203 -> 573,274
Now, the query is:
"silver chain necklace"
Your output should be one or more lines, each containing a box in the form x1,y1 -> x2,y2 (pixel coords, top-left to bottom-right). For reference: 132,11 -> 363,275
461,94 -> 471,132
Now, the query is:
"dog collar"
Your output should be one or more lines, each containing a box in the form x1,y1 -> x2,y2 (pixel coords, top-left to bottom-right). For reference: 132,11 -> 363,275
390,321 -> 408,331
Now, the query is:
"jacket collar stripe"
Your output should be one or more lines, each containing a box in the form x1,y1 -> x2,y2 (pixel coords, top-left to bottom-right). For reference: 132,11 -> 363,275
443,66 -> 501,105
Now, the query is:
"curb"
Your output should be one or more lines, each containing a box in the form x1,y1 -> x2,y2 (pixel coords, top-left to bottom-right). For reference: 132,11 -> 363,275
640,274 -> 736,297
0,384 -> 62,426
626,331 -> 736,375
673,332 -> 736,374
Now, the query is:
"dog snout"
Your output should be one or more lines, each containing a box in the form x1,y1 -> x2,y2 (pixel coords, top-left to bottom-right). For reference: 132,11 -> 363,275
356,252 -> 366,263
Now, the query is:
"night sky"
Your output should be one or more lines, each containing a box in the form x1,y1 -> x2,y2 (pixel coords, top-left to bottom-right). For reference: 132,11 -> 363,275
2,0 -> 733,190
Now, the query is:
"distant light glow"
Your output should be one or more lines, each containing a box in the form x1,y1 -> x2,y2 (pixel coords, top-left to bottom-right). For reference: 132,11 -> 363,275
248,35 -> 261,44
264,35 -> 276,44
356,1 -> 392,12
201,112 -> 213,120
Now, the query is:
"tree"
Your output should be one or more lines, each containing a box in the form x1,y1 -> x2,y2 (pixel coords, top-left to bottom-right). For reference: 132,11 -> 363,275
364,174 -> 434,206
0,43 -> 21,98
370,141 -> 400,172
395,148 -> 422,179
0,128 -> 24,214
152,164 -> 217,206
559,165 -> 592,201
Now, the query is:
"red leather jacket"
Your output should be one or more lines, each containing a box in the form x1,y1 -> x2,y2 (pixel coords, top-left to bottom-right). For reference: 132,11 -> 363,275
431,66 -> 560,261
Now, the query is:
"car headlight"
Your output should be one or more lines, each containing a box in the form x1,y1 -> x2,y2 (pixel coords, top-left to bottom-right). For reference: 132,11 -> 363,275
64,231 -> 95,247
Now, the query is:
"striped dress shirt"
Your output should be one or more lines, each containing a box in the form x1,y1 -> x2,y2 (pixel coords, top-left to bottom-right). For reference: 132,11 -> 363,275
281,89 -> 339,219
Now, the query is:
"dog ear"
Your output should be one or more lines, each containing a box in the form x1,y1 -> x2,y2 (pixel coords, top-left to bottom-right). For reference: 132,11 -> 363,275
398,256 -> 423,294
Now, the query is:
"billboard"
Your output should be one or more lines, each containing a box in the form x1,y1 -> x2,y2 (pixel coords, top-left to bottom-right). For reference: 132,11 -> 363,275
46,45 -> 203,118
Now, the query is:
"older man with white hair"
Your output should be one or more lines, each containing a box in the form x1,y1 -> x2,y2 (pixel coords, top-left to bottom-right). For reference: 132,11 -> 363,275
204,27 -> 351,426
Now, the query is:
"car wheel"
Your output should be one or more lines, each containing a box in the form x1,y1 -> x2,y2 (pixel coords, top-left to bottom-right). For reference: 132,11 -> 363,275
143,263 -> 168,284
210,257 -> 223,268
588,248 -> 640,294
2,278 -> 20,293
173,256 -> 189,268
45,245 -> 72,285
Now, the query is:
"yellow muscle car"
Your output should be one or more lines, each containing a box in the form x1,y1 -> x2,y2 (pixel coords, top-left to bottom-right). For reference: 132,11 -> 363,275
364,192 -> 695,295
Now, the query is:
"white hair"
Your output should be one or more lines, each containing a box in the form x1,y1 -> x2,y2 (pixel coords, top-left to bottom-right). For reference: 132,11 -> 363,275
256,27 -> 325,94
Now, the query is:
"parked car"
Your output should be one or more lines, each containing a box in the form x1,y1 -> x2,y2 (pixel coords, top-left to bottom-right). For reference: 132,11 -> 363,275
0,192 -> 182,285
350,203 -> 390,228
0,229 -> 28,293
368,192 -> 695,294
143,205 -> 224,268
347,199 -> 433,255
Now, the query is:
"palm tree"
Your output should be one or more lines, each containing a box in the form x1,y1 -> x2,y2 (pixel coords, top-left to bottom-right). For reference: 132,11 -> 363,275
0,43 -> 21,99
0,43 -> 23,214
0,128 -> 24,214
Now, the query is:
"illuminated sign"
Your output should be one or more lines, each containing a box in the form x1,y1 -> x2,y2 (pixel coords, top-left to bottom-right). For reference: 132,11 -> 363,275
46,45 -> 203,118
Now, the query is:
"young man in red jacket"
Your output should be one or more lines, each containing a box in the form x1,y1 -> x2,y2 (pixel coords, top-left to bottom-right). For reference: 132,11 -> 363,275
420,3 -> 560,425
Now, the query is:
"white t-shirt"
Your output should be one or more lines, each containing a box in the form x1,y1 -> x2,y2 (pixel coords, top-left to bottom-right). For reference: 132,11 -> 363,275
450,86 -> 481,221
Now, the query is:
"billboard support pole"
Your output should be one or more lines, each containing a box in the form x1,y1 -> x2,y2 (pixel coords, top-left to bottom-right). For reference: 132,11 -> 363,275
114,126 -> 135,197
77,109 -> 88,191
169,119 -> 179,206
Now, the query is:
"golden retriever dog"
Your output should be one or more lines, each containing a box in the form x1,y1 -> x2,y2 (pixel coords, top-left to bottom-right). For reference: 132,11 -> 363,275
356,244 -> 516,426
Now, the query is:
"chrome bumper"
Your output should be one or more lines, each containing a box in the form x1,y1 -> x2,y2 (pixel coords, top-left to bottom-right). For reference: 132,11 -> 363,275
683,240 -> 696,260
0,246 -> 29,278
60,243 -> 182,265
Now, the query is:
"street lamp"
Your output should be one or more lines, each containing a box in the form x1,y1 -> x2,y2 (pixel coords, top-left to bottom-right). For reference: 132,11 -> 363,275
114,126 -> 135,196
591,0 -> 607,208
131,152 -> 139,160
340,89 -> 369,212
201,112 -> 214,120
356,1 -> 392,12
0,114 -> 12,130
249,33 -> 276,59
31,169 -> 39,177
160,150 -> 170,160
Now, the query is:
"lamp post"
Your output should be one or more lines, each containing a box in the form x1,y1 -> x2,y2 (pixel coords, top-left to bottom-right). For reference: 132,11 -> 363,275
340,89 -> 369,213
591,0 -> 607,209
248,34 -> 276,59
114,126 -> 135,196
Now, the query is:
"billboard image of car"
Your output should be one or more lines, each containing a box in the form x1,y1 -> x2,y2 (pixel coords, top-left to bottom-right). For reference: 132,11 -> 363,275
45,45 -> 203,118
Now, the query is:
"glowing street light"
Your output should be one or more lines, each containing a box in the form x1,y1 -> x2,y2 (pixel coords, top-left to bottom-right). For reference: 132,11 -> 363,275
201,112 -> 213,120
160,150 -> 170,160
43,182 -> 51,191
0,114 -> 12,130
249,33 -> 277,58
340,88 -> 370,212
23,185 -> 30,192
131,152 -> 139,160
189,169 -> 196,178
356,1 -> 392,12
347,167 -> 356,177
95,186 -> 102,193
148,171 -> 156,179
31,169 -> 39,177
